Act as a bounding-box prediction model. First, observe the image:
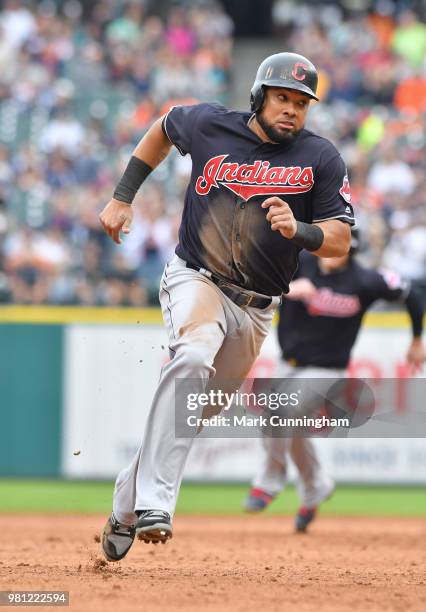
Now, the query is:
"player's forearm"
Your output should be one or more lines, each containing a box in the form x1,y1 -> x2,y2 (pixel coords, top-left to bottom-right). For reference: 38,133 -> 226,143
404,287 -> 424,338
310,220 -> 351,257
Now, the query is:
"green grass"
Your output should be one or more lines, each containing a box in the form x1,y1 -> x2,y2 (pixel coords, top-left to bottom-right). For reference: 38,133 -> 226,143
0,480 -> 425,516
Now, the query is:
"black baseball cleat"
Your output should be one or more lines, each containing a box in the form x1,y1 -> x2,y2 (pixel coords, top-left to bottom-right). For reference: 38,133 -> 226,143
295,506 -> 317,533
295,481 -> 335,533
102,513 -> 136,562
136,510 -> 173,544
244,487 -> 275,513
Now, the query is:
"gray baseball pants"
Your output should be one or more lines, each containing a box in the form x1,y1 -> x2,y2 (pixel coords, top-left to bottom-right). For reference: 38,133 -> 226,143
113,254 -> 280,525
251,363 -> 340,507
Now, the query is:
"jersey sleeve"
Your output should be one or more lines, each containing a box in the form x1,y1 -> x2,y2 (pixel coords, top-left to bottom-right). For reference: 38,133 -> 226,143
362,268 -> 410,306
162,104 -> 205,156
311,154 -> 355,225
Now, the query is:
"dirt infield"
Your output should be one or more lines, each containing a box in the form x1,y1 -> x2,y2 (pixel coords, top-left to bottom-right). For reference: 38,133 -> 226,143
1,514 -> 425,612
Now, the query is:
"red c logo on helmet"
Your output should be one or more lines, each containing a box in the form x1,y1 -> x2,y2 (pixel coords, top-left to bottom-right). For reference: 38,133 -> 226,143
292,62 -> 309,81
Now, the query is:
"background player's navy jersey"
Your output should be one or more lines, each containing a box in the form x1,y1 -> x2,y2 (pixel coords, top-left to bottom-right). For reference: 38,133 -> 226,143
278,252 -> 410,368
163,102 -> 355,296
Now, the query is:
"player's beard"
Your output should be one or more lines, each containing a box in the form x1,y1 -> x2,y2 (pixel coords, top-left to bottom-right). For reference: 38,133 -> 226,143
256,111 -> 301,144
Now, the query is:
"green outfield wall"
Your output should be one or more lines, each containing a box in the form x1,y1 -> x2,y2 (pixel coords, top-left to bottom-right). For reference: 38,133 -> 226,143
0,324 -> 63,476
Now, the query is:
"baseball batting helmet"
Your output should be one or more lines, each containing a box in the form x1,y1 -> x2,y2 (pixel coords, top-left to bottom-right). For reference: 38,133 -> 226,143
250,52 -> 319,112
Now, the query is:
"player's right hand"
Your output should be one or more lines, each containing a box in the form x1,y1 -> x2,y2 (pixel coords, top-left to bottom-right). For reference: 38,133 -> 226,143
99,198 -> 133,245
287,278 -> 317,301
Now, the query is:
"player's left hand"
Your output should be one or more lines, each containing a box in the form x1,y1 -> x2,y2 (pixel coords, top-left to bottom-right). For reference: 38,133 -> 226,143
406,338 -> 426,374
262,197 -> 297,239
287,278 -> 317,301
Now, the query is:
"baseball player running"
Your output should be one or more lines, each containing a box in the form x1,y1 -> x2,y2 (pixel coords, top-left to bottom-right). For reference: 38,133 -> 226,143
99,52 -> 355,561
245,231 -> 425,531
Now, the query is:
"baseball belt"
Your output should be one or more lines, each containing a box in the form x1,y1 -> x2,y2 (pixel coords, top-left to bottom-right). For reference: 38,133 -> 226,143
185,262 -> 274,309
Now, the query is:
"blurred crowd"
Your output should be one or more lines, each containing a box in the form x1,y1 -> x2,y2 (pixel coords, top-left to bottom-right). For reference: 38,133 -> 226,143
0,0 -> 233,305
0,0 -> 425,306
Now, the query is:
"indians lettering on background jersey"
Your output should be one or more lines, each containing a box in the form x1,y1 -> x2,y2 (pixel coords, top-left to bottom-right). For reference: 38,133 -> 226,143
306,288 -> 361,317
195,154 -> 314,201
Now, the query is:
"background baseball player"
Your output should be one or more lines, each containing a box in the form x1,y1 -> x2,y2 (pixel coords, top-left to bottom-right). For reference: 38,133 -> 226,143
244,230 -> 425,531
98,51 -> 354,561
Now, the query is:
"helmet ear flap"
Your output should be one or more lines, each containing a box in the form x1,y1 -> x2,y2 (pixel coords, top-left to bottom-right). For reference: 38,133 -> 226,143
250,84 -> 265,113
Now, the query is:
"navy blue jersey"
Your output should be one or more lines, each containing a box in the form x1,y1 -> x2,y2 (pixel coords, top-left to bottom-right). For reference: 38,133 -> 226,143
278,253 -> 410,368
163,102 -> 355,296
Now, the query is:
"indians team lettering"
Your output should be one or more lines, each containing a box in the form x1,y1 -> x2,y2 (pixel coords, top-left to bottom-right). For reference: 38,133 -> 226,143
195,154 -> 314,202
307,288 -> 361,317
